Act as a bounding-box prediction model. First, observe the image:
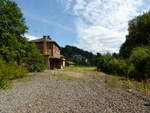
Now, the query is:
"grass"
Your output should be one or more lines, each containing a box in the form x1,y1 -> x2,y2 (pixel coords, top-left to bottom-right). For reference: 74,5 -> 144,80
17,74 -> 35,82
64,66 -> 102,75
105,75 -> 150,95
52,71 -> 76,80
105,76 -> 122,87
51,66 -> 101,80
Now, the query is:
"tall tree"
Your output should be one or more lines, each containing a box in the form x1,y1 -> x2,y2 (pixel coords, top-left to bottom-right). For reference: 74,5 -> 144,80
0,0 -> 28,63
119,11 -> 150,58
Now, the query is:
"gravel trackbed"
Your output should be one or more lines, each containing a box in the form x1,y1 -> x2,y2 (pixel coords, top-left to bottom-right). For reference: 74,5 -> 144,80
0,70 -> 150,113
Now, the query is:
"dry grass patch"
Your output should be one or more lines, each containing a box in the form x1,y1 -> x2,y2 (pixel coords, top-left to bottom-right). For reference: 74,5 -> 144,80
105,76 -> 122,87
64,66 -> 103,75
51,70 -> 81,80
51,66 -> 102,80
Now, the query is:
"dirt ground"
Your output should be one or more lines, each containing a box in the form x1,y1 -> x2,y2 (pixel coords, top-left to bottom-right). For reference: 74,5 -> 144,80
0,67 -> 150,113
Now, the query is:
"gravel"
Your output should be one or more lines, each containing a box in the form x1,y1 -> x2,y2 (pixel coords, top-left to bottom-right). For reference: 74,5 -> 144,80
0,71 -> 149,113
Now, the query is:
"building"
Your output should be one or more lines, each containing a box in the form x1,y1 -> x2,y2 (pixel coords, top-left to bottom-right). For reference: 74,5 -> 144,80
31,35 -> 65,70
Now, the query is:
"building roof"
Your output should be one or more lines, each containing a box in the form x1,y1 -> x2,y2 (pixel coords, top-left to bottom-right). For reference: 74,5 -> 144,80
30,36 -> 61,49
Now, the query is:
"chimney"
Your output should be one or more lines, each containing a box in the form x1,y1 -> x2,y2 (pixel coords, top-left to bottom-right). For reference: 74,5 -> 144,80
43,35 -> 47,41
43,35 -> 47,54
47,35 -> 52,40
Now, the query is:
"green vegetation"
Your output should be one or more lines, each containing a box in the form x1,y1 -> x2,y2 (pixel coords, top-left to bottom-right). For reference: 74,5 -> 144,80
97,12 -> 150,81
120,12 -> 150,58
25,43 -> 45,72
128,46 -> 150,79
105,76 -> 121,87
105,75 -> 150,95
97,54 -> 128,75
97,12 -> 150,94
0,58 -> 27,89
0,0 -> 45,88
61,45 -> 96,66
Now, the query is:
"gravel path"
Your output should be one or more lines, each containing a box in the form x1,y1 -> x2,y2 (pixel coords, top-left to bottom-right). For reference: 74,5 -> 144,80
0,71 -> 149,113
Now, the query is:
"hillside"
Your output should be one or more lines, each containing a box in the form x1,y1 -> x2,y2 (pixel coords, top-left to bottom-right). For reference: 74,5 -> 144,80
61,45 -> 96,66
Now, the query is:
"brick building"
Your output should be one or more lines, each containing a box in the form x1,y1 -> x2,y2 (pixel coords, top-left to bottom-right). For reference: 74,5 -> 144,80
31,35 -> 65,70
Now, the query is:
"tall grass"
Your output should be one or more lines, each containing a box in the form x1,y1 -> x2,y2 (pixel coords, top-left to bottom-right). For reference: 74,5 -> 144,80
105,75 -> 150,95
0,59 -> 27,89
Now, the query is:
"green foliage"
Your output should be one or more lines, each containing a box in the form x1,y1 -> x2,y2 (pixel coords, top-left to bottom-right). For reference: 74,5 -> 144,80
125,80 -> 133,89
0,0 -> 28,62
120,11 -> 150,58
96,54 -> 128,75
129,46 -> 150,79
97,47 -> 150,80
97,12 -> 150,81
0,0 -> 45,73
25,43 -> 45,72
0,58 -> 27,88
61,45 -> 96,66
96,53 -> 112,72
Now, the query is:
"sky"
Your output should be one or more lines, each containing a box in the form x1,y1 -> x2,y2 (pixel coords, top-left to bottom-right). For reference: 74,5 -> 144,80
14,0 -> 150,53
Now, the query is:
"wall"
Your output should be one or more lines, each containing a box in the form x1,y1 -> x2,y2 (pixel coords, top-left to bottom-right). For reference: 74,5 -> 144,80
35,41 -> 61,58
53,44 -> 61,58
47,42 -> 53,56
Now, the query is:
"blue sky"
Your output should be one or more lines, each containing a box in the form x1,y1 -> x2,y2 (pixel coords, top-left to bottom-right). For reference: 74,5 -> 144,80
14,0 -> 150,53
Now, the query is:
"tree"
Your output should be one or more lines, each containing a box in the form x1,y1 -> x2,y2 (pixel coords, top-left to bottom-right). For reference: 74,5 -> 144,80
129,46 -> 150,80
0,0 -> 28,63
120,11 -> 150,58
25,43 -> 45,72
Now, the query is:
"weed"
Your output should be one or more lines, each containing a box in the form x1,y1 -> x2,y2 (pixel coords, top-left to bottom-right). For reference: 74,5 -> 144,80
125,80 -> 133,89
105,76 -> 121,87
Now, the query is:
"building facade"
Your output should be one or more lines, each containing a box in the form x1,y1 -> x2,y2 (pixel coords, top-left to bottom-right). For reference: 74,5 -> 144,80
31,36 -> 65,70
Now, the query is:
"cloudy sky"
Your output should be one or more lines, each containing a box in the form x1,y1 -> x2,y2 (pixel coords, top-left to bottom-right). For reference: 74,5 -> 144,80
14,0 -> 150,53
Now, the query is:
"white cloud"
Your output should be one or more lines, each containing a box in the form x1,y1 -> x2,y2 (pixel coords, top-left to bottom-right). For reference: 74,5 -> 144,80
24,34 -> 40,41
77,24 -> 126,53
63,0 -> 149,53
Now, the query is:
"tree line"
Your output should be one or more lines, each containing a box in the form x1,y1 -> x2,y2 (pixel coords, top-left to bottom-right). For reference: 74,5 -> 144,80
61,45 -> 96,66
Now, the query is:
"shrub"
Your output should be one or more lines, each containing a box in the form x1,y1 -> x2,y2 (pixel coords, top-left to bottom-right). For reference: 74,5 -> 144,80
125,80 -> 133,89
97,54 -> 128,75
108,58 -> 128,75
96,53 -> 113,72
24,42 -> 45,72
0,58 -> 27,88
129,46 -> 150,80
0,59 -> 9,88
26,51 -> 45,72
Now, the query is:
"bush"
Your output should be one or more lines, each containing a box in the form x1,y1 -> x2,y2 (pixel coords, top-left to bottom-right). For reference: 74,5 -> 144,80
24,42 -> 45,72
129,46 -> 150,80
108,58 -> 128,75
26,46 -> 45,72
0,58 -> 27,88
97,54 -> 128,75
96,53 -> 113,72
26,51 -> 45,72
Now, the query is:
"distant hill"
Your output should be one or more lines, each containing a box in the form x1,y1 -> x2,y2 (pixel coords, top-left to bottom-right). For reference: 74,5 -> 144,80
61,45 -> 96,66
